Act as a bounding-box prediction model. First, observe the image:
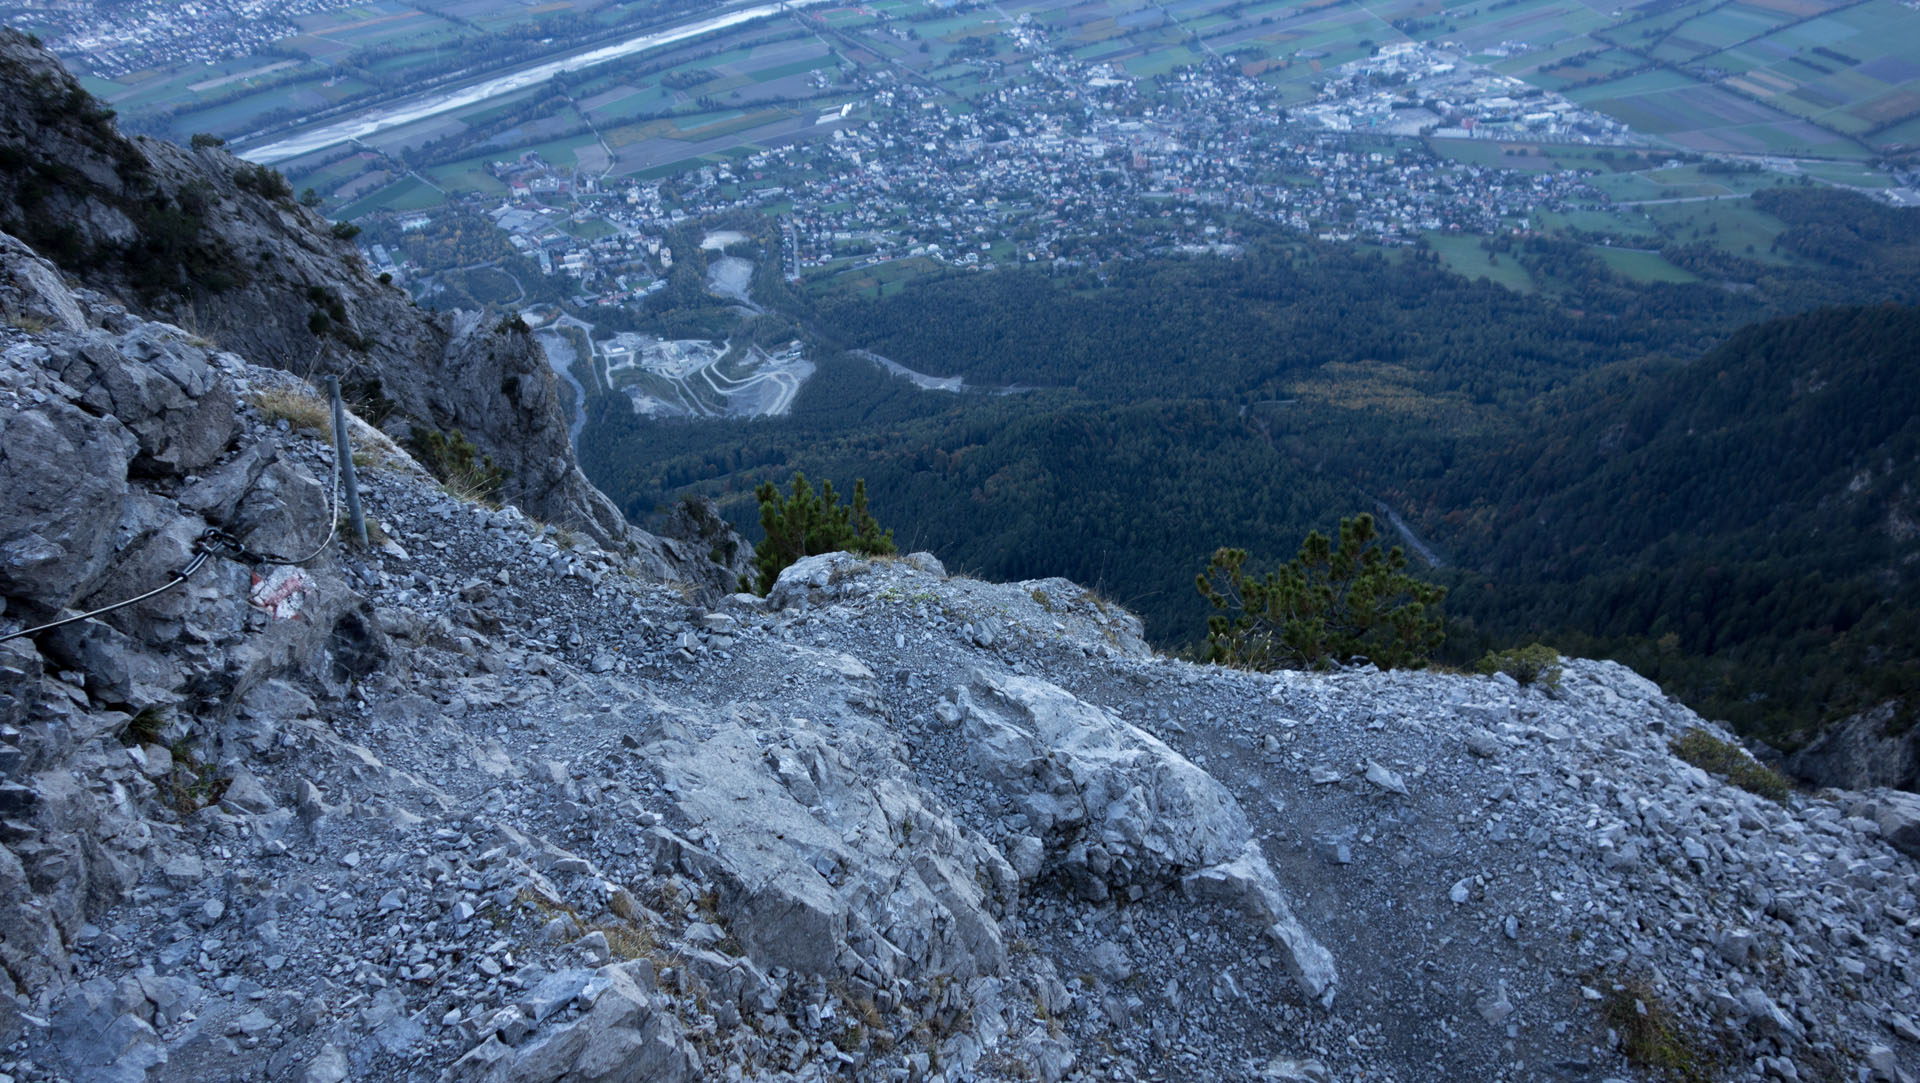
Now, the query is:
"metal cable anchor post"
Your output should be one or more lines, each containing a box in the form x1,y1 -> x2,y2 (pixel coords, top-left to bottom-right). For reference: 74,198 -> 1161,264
325,375 -> 368,547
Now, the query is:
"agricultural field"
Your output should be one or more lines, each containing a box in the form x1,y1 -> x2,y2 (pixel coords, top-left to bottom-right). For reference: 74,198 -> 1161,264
263,9 -> 872,212
1602,0 -> 1920,146
1591,245 -> 1700,284
62,0 -> 810,147
1427,138 -> 1684,175
53,0 -> 1920,193
1532,206 -> 1664,241
1424,232 -> 1538,293
334,174 -> 446,219
1639,195 -> 1797,257
808,255 -> 948,299
1564,65 -> 1863,157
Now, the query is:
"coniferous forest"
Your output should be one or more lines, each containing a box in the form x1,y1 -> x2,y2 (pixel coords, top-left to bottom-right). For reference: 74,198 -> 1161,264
576,188 -> 1920,747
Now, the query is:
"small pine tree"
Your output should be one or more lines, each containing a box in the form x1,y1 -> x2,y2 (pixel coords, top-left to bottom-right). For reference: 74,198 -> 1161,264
1196,513 -> 1445,671
750,473 -> 894,594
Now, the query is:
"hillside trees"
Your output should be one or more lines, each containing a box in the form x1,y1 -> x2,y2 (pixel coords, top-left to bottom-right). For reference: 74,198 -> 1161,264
1197,513 -> 1446,671
575,229 -> 1920,740
750,473 -> 895,593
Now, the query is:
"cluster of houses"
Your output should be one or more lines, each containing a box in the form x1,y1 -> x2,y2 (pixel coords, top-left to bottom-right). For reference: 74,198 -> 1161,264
32,0 -> 354,79
366,7 -> 1639,294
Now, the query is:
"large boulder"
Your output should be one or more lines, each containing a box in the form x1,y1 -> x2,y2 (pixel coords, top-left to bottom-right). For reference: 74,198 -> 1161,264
636,693 -> 1013,988
1850,789 -> 1920,858
446,962 -> 700,1083
955,670 -> 1336,1005
0,231 -> 85,333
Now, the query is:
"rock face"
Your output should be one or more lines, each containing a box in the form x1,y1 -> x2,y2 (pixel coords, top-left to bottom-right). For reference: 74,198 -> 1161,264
0,29 -> 739,574
1788,700 -> 1920,794
658,494 -> 756,596
2,98 -> 1919,1083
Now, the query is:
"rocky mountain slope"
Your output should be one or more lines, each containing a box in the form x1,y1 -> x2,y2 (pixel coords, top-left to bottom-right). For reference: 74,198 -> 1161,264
0,28 -> 749,586
2,30 -> 1919,1081
4,210 -> 1920,1083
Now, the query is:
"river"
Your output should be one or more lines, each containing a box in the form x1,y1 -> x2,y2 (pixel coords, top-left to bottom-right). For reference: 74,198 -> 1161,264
240,0 -> 834,165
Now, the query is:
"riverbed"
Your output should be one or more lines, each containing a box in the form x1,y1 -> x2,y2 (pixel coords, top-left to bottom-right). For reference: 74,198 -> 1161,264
241,0 -> 836,165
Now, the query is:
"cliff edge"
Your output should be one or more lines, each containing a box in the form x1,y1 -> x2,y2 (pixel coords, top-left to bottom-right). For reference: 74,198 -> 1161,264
2,224 -> 1918,1083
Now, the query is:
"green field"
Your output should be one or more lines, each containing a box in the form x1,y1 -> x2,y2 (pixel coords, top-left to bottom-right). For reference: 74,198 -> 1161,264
1593,246 -> 1700,284
1792,161 -> 1894,188
1428,139 -> 1680,176
335,175 -> 445,219
810,255 -> 948,299
1641,195 -> 1795,258
1425,233 -> 1537,293
1533,207 -> 1663,240
423,157 -> 509,196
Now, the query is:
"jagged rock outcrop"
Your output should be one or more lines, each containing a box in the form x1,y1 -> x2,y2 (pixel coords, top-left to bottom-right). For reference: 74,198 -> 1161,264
1789,700 -> 1920,794
0,238 -> 382,1017
0,29 -> 741,577
659,494 -> 756,596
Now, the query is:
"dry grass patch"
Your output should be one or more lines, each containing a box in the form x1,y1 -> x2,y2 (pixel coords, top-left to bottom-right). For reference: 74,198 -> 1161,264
517,887 -> 659,962
249,386 -> 332,438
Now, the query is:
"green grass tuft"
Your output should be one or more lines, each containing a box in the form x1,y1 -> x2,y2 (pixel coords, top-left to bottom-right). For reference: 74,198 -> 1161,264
1669,729 -> 1791,803
1476,643 -> 1563,689
1600,975 -> 1721,1083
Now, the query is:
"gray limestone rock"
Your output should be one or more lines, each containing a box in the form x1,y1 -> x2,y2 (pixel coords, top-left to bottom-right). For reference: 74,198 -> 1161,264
1790,702 -> 1919,793
69,323 -> 236,476
0,231 -> 86,333
638,703 -> 1011,987
0,840 -> 68,996
1854,789 -> 1920,858
456,963 -> 697,1083
0,347 -> 136,616
658,494 -> 753,597
303,1044 -> 349,1083
958,669 -> 1336,1004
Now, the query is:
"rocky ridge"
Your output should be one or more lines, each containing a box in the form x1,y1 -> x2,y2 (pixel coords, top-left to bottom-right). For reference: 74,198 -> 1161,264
3,216 -> 1920,1083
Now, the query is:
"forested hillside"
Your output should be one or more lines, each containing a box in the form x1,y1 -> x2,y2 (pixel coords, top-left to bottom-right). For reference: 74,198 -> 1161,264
576,191 -> 1920,745
1424,303 -> 1920,739
809,241 -> 1747,406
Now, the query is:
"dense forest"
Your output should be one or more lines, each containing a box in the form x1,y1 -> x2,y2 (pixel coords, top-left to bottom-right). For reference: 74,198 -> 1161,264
1423,304 -> 1920,739
574,189 -> 1920,746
